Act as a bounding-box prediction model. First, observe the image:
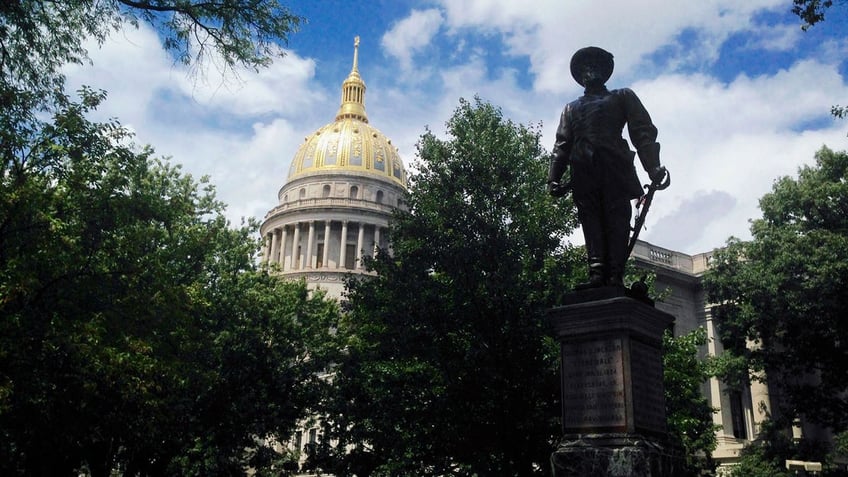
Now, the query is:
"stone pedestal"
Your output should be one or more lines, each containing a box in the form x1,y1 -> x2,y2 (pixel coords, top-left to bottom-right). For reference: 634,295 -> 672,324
551,434 -> 679,477
548,288 -> 682,477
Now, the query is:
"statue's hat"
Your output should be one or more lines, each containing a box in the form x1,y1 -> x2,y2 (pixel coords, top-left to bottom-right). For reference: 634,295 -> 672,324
570,47 -> 614,86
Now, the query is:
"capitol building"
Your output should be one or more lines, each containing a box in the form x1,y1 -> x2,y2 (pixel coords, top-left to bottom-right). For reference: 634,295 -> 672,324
257,38 -> 814,476
260,37 -> 407,300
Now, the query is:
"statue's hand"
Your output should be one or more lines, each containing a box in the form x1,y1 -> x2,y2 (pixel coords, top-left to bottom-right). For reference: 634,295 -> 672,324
548,181 -> 570,198
648,166 -> 667,184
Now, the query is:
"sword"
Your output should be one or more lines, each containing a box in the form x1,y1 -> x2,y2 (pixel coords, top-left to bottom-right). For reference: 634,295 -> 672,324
627,167 -> 670,257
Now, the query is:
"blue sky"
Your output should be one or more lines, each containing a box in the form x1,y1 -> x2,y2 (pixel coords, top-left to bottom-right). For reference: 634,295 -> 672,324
64,0 -> 848,254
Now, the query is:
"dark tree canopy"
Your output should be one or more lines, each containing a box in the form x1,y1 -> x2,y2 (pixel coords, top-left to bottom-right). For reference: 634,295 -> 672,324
0,89 -> 340,476
705,146 -> 848,432
0,2 -> 331,475
320,97 -> 581,476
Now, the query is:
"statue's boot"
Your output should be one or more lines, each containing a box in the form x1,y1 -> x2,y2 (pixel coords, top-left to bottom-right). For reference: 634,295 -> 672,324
575,261 -> 605,290
606,266 -> 625,288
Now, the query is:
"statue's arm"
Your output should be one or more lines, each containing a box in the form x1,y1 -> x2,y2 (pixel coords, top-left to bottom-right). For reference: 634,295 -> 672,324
548,105 -> 573,188
621,88 -> 664,181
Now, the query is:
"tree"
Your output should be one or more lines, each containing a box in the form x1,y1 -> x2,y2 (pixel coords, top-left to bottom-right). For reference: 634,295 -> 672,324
662,328 -> 718,475
0,89 -> 341,476
786,0 -> 848,120
704,146 -> 848,433
791,0 -> 837,30
0,0 -> 302,107
319,97 -> 581,476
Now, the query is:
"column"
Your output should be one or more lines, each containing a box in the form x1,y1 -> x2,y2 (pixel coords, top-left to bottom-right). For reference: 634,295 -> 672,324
323,221 -> 331,269
269,228 -> 280,265
373,225 -> 381,255
279,226 -> 288,270
261,231 -> 270,262
339,221 -> 348,269
292,223 -> 301,270
356,222 -> 365,269
705,314 -> 725,432
306,221 -> 316,269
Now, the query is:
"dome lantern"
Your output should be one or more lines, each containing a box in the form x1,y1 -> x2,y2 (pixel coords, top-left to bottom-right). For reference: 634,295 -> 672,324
335,36 -> 368,123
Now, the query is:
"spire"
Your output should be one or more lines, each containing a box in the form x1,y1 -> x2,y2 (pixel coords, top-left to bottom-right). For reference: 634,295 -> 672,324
335,36 -> 368,123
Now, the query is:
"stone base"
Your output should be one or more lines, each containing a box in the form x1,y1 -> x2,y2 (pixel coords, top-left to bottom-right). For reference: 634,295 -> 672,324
551,434 -> 684,477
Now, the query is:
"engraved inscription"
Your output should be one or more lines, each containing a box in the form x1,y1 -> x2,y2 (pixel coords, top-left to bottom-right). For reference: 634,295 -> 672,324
562,338 -> 626,429
630,339 -> 666,433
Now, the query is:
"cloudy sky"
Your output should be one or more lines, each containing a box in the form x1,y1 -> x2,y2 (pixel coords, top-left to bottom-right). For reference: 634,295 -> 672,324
64,0 -> 848,255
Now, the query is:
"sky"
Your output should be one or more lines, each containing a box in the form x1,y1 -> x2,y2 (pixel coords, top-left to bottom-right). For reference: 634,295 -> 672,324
63,0 -> 848,255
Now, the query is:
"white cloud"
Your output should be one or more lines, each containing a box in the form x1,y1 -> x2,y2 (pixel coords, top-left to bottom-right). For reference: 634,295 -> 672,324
434,0 -> 788,92
746,23 -> 802,51
381,9 -> 444,72
62,23 -> 329,226
633,60 -> 848,253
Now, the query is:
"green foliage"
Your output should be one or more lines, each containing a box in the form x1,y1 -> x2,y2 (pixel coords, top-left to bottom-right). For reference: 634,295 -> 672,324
321,97 -> 580,476
727,420 -> 847,477
704,146 -> 848,432
0,0 -> 302,108
792,0 -> 835,30
0,89 -> 340,476
789,0 -> 848,122
663,328 -> 718,474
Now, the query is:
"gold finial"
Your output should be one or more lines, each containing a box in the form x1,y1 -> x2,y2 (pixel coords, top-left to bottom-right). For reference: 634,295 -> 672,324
336,35 -> 368,123
352,36 -> 361,73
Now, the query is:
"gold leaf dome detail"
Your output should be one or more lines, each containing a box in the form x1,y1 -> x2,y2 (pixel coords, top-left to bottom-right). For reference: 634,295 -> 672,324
287,36 -> 406,187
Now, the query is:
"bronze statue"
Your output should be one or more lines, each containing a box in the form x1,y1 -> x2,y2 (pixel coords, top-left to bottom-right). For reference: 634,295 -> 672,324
548,47 -> 669,289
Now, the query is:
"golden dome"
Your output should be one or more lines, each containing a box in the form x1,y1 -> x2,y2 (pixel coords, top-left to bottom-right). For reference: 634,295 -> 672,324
287,37 -> 407,187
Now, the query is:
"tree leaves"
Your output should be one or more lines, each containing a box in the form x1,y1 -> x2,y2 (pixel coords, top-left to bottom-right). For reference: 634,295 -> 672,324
704,146 -> 848,432
0,90 -> 340,475
663,328 -> 719,474
321,97 -> 579,476
0,1 -> 302,111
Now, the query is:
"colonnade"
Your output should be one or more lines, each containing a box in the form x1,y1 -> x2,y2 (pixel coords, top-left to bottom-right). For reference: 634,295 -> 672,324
262,219 -> 385,272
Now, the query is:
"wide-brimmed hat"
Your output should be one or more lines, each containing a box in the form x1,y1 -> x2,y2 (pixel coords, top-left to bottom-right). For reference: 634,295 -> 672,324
570,47 -> 614,86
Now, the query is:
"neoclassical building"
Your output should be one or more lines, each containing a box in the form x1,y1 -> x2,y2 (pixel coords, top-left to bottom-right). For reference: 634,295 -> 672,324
258,38 -> 800,476
258,38 -> 408,472
260,37 -> 407,299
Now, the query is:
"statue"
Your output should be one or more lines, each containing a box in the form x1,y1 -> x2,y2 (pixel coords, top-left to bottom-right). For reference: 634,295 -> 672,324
548,47 -> 669,289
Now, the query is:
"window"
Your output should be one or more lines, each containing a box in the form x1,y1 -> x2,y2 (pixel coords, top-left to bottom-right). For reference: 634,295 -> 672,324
299,188 -> 306,200
322,184 -> 331,198
376,190 -> 384,204
345,244 -> 356,269
729,390 -> 748,439
316,243 -> 324,268
349,185 -> 359,199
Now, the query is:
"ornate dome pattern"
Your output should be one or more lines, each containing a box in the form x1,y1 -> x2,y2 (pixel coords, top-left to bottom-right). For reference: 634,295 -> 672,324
287,118 -> 406,186
286,37 -> 407,187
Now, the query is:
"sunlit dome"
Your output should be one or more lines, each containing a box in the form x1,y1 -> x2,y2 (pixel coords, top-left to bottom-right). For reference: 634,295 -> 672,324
287,37 -> 407,187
